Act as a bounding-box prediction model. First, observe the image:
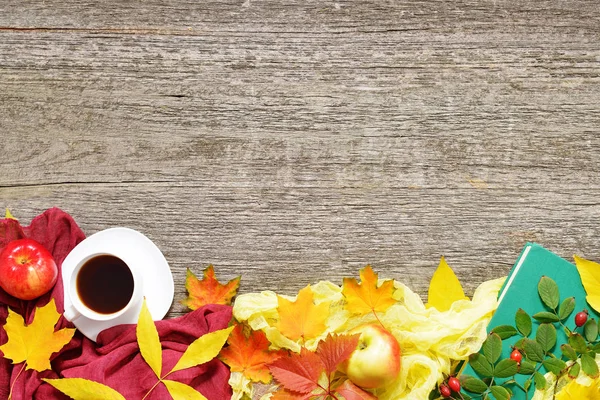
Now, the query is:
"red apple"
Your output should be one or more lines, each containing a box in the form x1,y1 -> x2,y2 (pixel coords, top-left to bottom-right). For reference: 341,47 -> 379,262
341,324 -> 401,388
0,238 -> 58,300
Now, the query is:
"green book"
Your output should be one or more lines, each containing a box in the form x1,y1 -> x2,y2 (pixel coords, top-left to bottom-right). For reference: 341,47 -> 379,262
458,243 -> 599,399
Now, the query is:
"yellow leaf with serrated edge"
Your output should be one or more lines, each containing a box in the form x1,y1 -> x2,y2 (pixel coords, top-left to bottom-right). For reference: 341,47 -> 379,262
43,378 -> 125,400
276,285 -> 330,341
574,255 -> 600,314
0,299 -> 75,371
136,298 -> 162,378
5,208 -> 16,220
342,266 -> 396,316
170,326 -> 234,373
163,379 -> 208,400
427,256 -> 468,311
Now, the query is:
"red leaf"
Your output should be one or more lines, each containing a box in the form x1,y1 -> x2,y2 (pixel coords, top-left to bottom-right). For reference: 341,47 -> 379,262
316,333 -> 360,375
269,347 -> 324,394
335,380 -> 378,400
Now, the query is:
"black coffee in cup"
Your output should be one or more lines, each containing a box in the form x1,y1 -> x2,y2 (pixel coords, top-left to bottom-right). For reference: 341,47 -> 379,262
76,255 -> 134,314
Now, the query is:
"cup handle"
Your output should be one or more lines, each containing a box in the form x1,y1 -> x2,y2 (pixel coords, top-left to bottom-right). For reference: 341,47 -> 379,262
63,305 -> 82,322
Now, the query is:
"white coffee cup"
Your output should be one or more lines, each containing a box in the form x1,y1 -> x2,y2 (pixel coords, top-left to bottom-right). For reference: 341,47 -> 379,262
63,251 -> 143,322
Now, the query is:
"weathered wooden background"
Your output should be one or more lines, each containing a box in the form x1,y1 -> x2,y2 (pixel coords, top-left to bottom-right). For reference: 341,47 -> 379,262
1,1 -> 599,318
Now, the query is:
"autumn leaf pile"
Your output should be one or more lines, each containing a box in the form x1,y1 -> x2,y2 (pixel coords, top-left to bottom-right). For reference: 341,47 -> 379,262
0,210 -> 510,399
233,262 -> 505,399
7,209 -> 600,400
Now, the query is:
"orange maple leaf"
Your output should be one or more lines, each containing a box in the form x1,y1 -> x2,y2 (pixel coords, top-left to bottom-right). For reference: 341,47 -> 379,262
219,323 -> 286,383
276,286 -> 330,342
181,265 -> 240,310
342,265 -> 396,316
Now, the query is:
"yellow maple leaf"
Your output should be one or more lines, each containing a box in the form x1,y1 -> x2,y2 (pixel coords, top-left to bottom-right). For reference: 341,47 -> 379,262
181,266 -> 241,310
574,255 -> 600,314
0,298 -> 75,372
426,256 -> 469,312
341,266 -> 396,316
276,285 -> 330,342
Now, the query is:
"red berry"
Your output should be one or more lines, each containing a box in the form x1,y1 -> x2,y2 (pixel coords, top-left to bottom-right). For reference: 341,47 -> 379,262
439,384 -> 451,398
448,376 -> 461,392
510,349 -> 523,364
575,310 -> 589,327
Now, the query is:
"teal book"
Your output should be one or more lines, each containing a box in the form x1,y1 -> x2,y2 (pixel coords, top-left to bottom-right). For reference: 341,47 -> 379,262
459,243 -> 600,399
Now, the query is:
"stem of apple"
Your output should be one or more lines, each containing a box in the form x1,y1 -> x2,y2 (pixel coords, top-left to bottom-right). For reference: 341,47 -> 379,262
8,362 -> 26,400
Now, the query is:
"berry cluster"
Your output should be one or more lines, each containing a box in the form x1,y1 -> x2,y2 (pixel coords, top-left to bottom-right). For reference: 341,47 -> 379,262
438,376 -> 460,398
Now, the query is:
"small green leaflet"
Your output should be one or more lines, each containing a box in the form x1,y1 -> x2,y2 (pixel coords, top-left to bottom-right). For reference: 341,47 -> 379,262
538,276 -> 559,310
515,308 -> 532,337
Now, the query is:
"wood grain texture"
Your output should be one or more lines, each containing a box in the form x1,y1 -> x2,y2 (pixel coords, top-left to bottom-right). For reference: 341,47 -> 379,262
1,1 -> 600,318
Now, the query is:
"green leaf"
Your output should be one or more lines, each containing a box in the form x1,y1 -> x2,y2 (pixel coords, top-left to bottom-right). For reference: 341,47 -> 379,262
558,297 -> 576,321
513,337 -> 525,350
535,323 -> 557,352
569,333 -> 588,353
524,378 -> 531,392
483,333 -> 503,364
518,360 -> 536,375
493,358 -> 518,378
523,338 -> 545,362
534,371 -> 547,390
581,352 -> 600,378
515,308 -> 532,337
533,311 -> 560,323
469,353 -> 494,378
538,276 -> 560,309
491,325 -> 518,340
490,385 -> 511,400
460,375 -> 488,394
584,319 -> 599,342
568,362 -> 581,379
542,358 -> 566,375
560,343 -> 578,361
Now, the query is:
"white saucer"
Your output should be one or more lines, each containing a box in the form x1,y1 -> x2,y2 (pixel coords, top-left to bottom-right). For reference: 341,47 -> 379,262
61,227 -> 174,341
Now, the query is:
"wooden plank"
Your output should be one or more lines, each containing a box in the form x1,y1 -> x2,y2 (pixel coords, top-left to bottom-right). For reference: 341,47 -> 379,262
1,0 -> 600,321
2,183 -> 600,317
0,1 -> 599,33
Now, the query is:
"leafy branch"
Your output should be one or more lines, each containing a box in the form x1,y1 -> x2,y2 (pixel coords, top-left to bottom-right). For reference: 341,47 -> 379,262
458,276 -> 599,400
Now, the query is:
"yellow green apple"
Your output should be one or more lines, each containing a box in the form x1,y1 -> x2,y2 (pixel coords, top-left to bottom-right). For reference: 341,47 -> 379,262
341,323 -> 401,388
